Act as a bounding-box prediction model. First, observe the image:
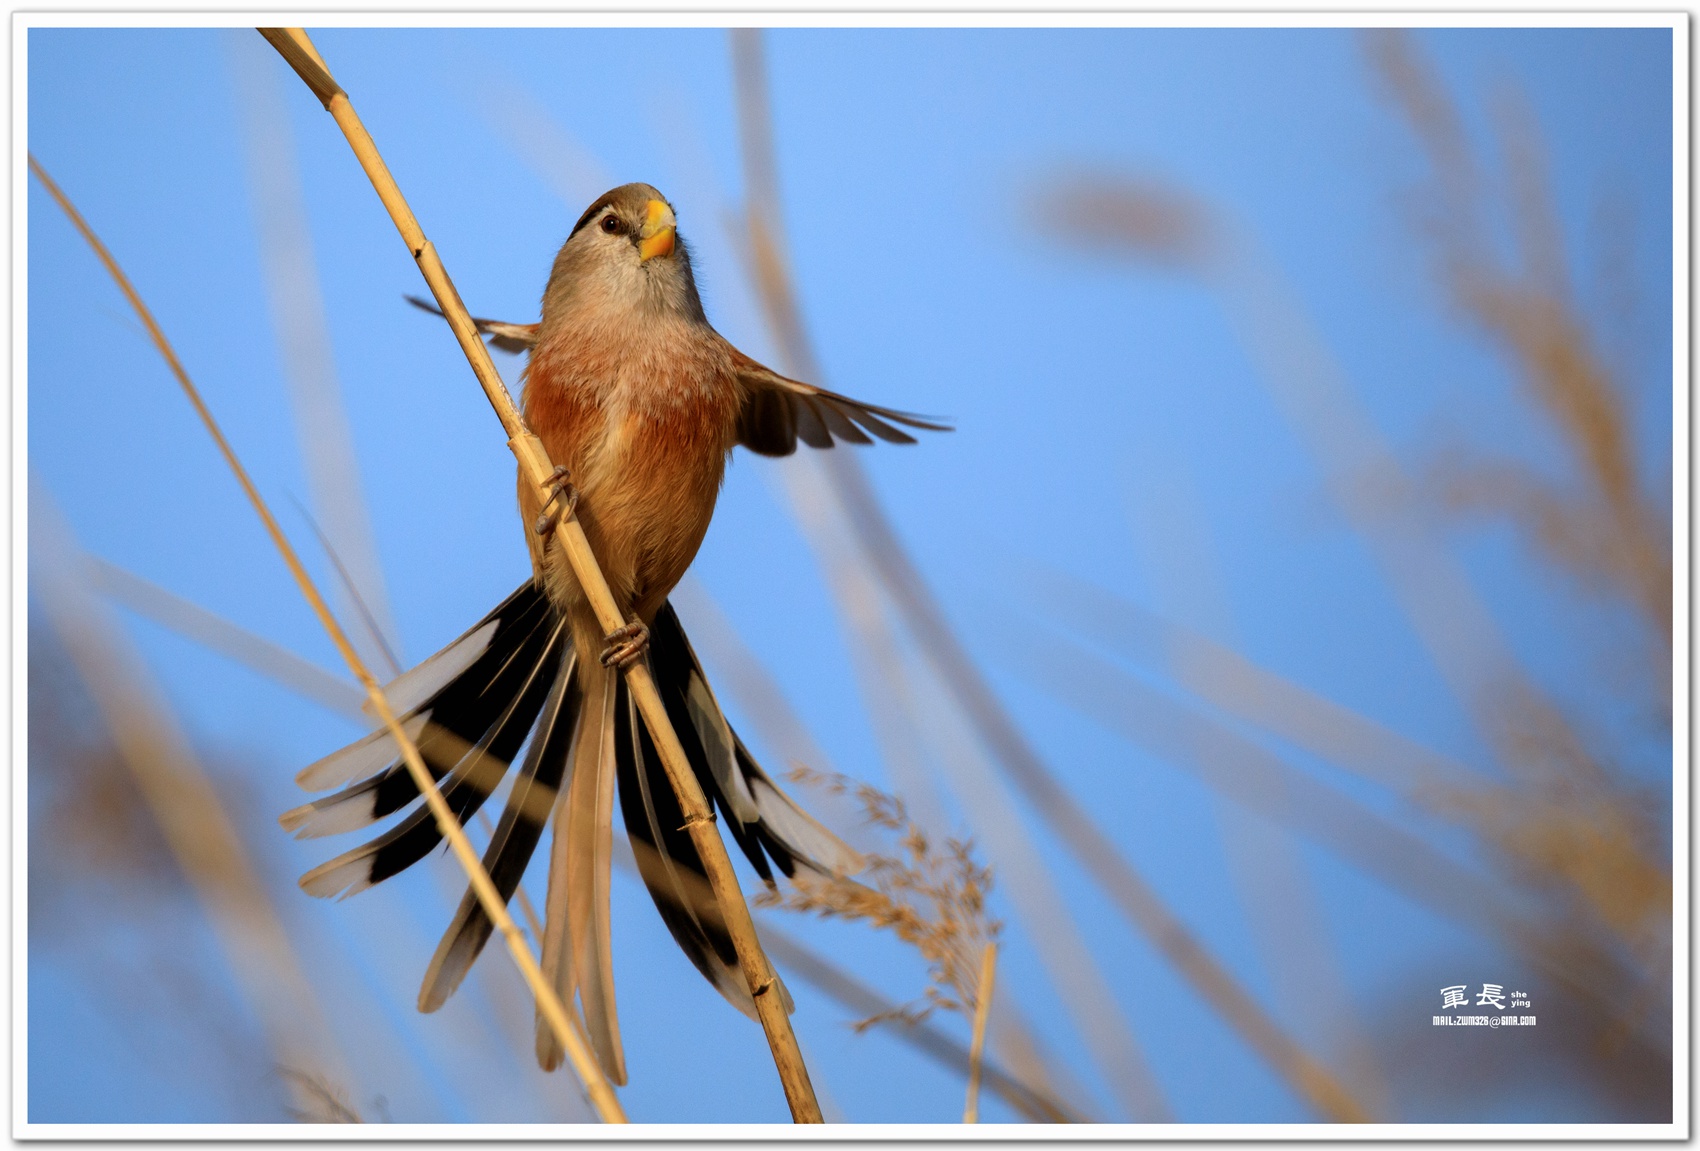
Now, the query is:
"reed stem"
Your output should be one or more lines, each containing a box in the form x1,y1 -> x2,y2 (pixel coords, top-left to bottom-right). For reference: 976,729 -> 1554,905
256,26 -> 822,1123
963,942 -> 999,1124
29,152 -> 626,1125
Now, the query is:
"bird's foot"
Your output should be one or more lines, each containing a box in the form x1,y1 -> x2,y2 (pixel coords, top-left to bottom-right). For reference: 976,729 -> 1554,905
533,466 -> 578,536
600,618 -> 650,670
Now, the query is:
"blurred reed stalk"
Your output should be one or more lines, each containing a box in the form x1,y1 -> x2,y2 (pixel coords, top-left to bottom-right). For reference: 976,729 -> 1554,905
28,151 -> 625,1124
1364,27 -> 1670,1003
1000,614 -> 1644,1020
1033,28 -> 1669,1086
1019,563 -> 1484,801
1041,126 -> 1648,855
1040,171 -> 1588,794
225,29 -> 401,675
29,484 -> 351,1120
1120,449 -> 1387,1113
257,26 -> 820,1122
89,557 -> 367,715
727,27 -> 1368,1124
1367,30 -> 1671,664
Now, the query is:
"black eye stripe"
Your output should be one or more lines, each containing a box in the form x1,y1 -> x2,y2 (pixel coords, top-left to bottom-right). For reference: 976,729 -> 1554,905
568,190 -> 622,238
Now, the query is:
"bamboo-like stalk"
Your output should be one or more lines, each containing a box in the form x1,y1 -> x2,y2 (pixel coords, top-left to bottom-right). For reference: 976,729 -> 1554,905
255,27 -> 821,1122
963,942 -> 998,1124
28,153 -> 626,1125
726,29 -> 1368,1124
231,43 -> 572,1115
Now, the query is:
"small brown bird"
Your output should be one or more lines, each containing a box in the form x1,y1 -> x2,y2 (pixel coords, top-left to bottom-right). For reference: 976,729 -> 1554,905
283,184 -> 946,1085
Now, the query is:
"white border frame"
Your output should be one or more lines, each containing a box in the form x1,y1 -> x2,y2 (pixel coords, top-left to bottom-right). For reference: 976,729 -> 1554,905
11,9 -> 1688,1141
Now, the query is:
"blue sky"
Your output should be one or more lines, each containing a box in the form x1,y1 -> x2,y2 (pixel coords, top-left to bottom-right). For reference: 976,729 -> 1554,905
26,23 -> 1675,1125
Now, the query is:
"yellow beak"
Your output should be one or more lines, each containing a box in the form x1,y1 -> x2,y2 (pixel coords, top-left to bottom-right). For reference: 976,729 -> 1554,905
638,199 -> 676,261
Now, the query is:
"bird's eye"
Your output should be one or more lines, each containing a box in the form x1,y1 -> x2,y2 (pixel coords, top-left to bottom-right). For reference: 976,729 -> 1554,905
599,215 -> 622,234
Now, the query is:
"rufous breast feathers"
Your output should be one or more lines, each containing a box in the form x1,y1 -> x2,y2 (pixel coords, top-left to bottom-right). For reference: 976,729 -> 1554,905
520,314 -> 743,616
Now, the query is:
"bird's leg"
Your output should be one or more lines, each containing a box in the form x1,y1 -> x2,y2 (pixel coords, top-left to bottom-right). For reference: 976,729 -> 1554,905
600,617 -> 650,670
533,465 -> 579,536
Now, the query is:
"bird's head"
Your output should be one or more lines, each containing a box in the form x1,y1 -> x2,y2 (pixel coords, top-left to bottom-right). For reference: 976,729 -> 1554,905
541,183 -> 704,327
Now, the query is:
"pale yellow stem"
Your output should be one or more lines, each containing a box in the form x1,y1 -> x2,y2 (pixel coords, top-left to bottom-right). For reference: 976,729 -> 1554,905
963,942 -> 999,1124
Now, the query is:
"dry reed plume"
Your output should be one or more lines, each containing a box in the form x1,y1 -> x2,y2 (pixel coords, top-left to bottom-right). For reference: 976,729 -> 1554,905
1367,31 -> 1671,665
754,768 -> 1004,1121
758,767 -> 1002,1035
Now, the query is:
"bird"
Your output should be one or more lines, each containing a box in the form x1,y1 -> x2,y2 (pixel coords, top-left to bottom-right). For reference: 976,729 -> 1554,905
282,183 -> 948,1086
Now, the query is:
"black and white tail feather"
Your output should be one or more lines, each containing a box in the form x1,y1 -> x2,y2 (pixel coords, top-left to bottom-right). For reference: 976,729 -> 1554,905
284,582 -> 862,1084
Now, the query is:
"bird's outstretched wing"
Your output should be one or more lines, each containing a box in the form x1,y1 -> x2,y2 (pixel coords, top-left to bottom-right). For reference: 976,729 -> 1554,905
403,295 -> 946,452
728,346 -> 952,457
405,294 -> 540,354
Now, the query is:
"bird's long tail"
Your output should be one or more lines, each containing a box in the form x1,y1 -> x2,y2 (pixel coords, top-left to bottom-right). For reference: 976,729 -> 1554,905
613,603 -> 864,1018
286,583 -> 862,1083
283,582 -> 563,898
535,658 -> 624,1081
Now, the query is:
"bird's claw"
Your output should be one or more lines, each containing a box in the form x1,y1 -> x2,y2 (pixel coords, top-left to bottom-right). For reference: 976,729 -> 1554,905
533,465 -> 579,536
600,619 -> 650,670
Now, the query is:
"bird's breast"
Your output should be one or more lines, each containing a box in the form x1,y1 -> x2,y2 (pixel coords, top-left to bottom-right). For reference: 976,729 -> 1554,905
523,317 -> 740,489
519,315 -> 742,614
